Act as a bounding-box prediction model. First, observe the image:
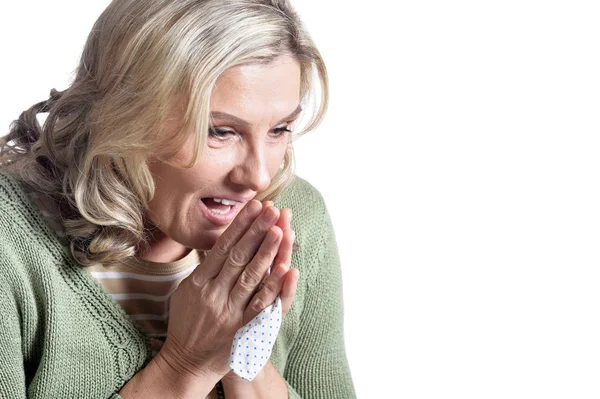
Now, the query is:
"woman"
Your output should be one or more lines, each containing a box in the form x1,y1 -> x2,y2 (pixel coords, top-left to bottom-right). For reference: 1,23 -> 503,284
0,0 -> 355,398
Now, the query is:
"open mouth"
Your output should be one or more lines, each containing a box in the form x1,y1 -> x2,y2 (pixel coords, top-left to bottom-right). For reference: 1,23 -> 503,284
200,197 -> 233,215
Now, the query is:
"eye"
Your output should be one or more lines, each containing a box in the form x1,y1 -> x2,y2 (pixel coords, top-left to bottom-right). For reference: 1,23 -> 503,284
208,126 -> 292,141
208,128 -> 234,140
271,126 -> 292,138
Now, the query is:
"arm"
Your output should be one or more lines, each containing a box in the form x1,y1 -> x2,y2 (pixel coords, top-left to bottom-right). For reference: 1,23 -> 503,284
221,197 -> 356,398
117,350 -> 222,398
283,200 -> 356,398
0,273 -> 27,399
0,247 -> 220,399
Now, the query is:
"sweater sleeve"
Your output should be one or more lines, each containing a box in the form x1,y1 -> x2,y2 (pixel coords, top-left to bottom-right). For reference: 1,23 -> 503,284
283,198 -> 356,399
0,271 -> 27,398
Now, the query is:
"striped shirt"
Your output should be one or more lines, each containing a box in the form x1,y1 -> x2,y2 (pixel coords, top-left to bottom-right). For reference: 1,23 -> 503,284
85,250 -> 200,355
26,189 -> 218,398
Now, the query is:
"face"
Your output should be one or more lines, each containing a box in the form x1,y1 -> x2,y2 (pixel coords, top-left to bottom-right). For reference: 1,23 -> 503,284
144,55 -> 301,260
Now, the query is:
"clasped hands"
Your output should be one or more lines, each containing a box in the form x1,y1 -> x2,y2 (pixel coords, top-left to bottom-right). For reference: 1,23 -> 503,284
157,199 -> 298,386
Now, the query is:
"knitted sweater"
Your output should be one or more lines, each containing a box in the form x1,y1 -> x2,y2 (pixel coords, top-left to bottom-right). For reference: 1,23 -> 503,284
0,172 -> 356,399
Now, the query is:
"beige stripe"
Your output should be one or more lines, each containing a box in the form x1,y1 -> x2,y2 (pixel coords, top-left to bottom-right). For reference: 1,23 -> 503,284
86,249 -> 201,275
117,298 -> 170,316
130,312 -> 169,321
99,277 -> 180,296
96,275 -> 184,297
133,318 -> 168,335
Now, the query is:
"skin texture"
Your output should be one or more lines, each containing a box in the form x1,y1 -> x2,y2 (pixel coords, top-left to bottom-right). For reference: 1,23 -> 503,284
119,56 -> 302,398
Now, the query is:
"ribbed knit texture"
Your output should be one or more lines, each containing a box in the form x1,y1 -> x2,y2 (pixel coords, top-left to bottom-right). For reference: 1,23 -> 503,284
0,172 -> 356,398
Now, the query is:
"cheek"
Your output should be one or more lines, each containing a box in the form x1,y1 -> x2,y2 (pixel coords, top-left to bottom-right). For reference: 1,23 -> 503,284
269,144 -> 289,173
146,163 -> 207,221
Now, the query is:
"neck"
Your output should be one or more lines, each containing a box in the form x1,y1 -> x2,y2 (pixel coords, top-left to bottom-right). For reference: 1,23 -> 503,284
137,229 -> 191,263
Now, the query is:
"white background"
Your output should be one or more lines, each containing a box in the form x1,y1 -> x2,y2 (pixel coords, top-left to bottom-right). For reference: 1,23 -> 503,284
1,1 -> 600,398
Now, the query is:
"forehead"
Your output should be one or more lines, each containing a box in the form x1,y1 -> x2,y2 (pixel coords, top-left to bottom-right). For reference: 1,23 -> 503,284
210,55 -> 302,120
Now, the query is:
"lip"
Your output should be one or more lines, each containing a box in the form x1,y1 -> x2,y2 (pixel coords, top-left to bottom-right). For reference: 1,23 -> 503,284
199,198 -> 243,226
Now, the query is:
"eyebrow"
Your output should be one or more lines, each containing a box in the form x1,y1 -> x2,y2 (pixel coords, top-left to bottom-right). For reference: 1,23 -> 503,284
209,104 -> 303,127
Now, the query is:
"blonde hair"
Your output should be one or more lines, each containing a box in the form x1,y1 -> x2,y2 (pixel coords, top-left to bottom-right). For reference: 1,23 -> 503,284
0,0 -> 328,267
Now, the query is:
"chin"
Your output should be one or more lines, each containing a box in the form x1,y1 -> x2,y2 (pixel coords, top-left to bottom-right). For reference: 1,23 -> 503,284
190,227 -> 227,251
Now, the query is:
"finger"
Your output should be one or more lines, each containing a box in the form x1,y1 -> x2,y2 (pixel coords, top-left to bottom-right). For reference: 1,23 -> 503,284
229,225 -> 282,310
275,208 -> 291,232
243,263 -> 288,323
272,228 -> 294,272
272,208 -> 292,268
215,206 -> 280,291
255,205 -> 289,289
192,199 -> 262,281
280,268 -> 299,316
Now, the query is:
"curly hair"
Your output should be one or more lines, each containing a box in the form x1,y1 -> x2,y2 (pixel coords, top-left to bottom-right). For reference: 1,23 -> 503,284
0,0 -> 328,267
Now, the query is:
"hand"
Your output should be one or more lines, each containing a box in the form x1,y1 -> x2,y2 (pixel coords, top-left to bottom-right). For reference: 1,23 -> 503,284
250,200 -> 299,317
156,200 -> 287,380
221,201 -> 299,387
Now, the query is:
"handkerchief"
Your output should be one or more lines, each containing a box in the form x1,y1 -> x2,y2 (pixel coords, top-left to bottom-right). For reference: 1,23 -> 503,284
228,296 -> 282,381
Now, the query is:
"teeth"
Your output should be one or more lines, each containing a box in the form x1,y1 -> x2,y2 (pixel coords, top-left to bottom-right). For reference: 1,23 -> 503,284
208,207 -> 231,215
213,198 -> 241,206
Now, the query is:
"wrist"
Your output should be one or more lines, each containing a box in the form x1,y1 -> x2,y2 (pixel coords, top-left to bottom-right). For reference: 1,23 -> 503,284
118,352 -> 222,399
151,350 -> 223,397
152,351 -> 223,387
222,366 -> 266,385
221,371 -> 259,398
221,361 -> 288,399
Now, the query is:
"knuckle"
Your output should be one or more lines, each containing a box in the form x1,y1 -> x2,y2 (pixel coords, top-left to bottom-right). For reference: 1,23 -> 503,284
190,272 -> 203,287
202,284 -> 219,304
262,279 -> 277,295
227,247 -> 248,268
237,270 -> 259,291
189,269 -> 210,289
210,243 -> 228,259
250,221 -> 267,237
249,295 -> 269,315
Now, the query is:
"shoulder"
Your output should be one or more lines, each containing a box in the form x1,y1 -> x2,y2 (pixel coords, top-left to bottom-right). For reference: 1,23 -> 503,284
274,174 -> 328,227
273,175 -> 337,281
0,172 -> 63,279
273,175 -> 333,250
0,171 -> 29,207
0,172 -> 46,239
0,172 -> 32,237
0,173 -> 43,315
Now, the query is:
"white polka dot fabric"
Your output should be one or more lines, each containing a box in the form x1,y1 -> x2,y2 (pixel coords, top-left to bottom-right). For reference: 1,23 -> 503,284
228,296 -> 283,381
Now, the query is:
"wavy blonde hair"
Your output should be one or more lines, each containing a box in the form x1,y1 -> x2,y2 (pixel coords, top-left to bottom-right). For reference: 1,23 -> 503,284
0,0 -> 328,267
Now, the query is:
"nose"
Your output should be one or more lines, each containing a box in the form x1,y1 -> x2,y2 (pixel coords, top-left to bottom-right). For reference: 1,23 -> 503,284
229,143 -> 271,193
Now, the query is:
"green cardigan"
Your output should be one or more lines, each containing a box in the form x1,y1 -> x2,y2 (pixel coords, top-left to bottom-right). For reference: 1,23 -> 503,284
0,172 -> 356,398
